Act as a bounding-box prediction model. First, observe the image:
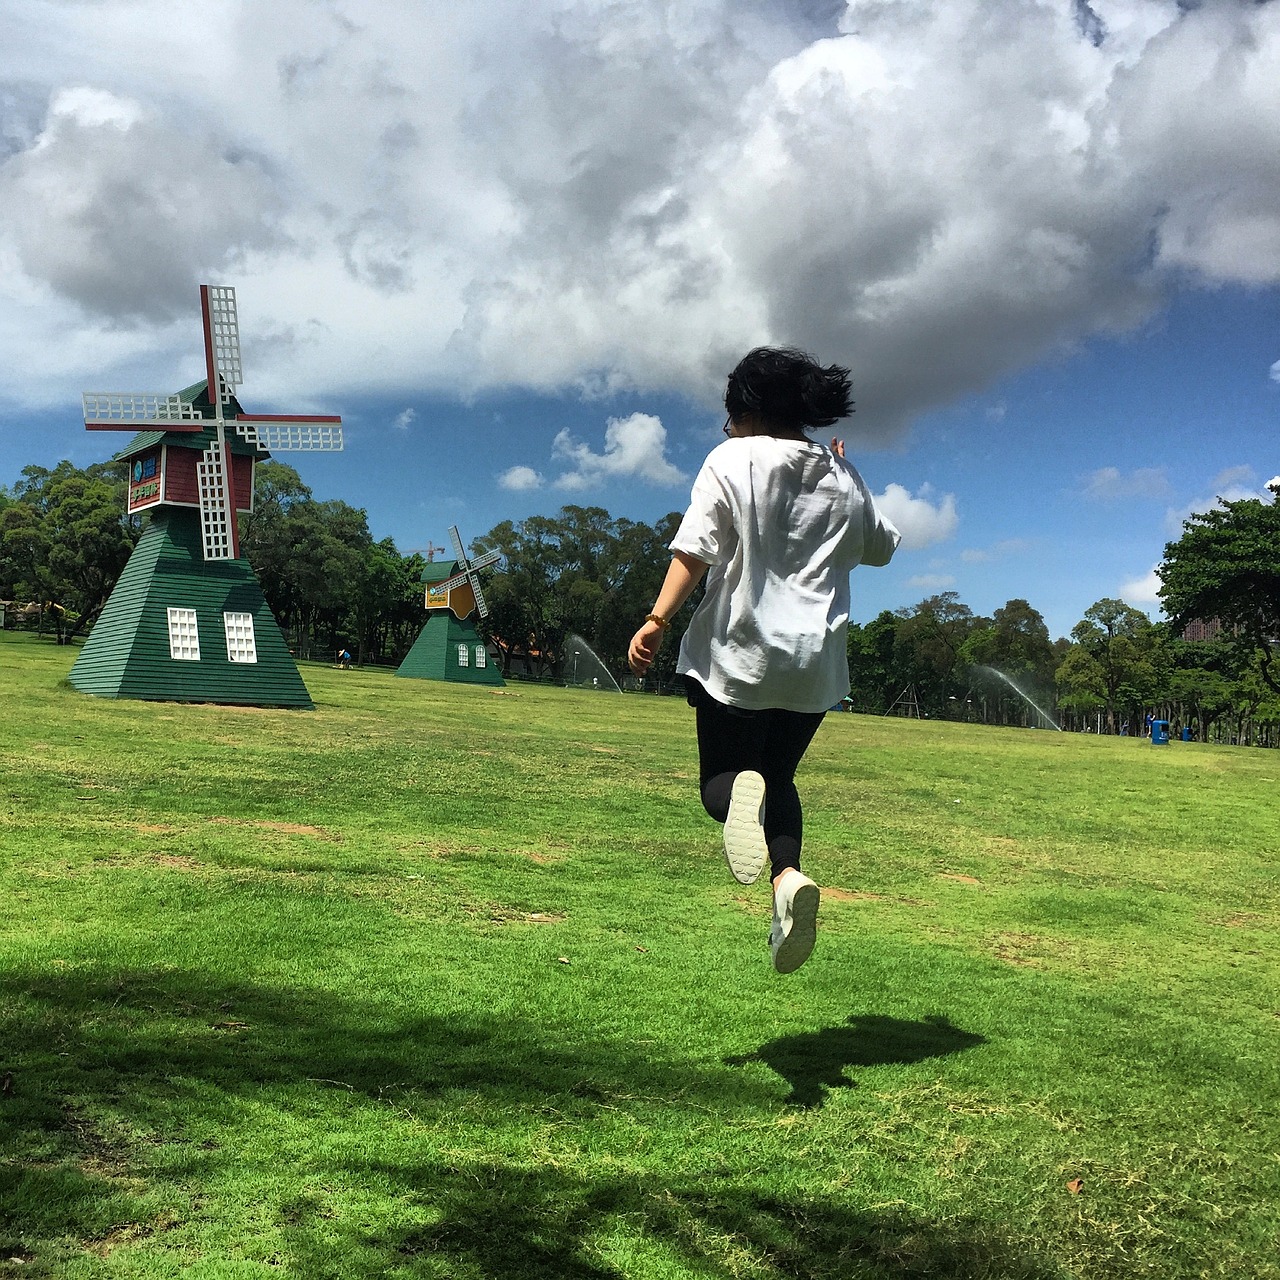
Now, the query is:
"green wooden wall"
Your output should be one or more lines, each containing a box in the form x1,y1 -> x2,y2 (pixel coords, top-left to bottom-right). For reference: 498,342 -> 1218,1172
68,509 -> 314,708
395,612 -> 505,686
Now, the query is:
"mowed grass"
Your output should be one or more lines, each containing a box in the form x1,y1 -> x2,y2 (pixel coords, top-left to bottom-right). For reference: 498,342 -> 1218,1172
0,630 -> 1277,1280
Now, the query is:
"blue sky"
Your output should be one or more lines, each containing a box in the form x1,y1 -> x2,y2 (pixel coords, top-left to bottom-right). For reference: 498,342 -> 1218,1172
1,1 -> 1277,642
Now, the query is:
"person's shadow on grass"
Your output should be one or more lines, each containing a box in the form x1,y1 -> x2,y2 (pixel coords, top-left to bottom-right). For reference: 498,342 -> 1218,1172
726,1014 -> 986,1108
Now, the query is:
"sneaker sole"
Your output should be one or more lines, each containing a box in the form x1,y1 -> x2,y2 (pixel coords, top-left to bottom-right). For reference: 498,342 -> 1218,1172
773,882 -> 820,974
724,771 -> 768,885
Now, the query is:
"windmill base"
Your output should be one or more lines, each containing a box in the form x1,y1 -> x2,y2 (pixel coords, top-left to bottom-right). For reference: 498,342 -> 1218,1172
68,509 -> 314,708
396,612 -> 505,686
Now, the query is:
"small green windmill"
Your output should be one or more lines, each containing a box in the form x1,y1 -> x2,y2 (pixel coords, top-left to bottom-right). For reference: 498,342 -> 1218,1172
396,526 -> 505,686
68,285 -> 342,708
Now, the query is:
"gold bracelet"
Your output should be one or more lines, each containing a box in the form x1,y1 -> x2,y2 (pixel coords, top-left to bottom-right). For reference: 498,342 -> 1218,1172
645,612 -> 669,629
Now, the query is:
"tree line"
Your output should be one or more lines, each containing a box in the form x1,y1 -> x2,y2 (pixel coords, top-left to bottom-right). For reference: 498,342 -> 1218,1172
4,459 -> 1278,744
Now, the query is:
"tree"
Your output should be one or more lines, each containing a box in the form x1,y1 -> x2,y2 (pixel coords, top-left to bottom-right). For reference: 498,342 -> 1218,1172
892,592 -> 977,715
0,461 -> 136,641
959,599 -> 1058,726
1158,487 -> 1280,695
0,501 -> 52,604
847,610 -> 901,712
1063,598 -> 1162,732
239,461 -> 314,640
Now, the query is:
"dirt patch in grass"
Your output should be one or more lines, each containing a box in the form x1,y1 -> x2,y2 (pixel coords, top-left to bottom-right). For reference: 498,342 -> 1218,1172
938,872 -> 983,885
484,906 -> 567,925
988,931 -> 1087,968
133,823 -> 177,835
823,886 -> 885,902
1216,911 -> 1267,929
521,849 -> 566,865
84,1216 -> 176,1257
208,817 -> 341,841
993,933 -> 1046,966
150,853 -> 202,870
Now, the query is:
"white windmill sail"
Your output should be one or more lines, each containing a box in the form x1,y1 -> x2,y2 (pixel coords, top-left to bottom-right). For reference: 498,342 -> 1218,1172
83,392 -> 206,428
82,283 -> 344,562
202,284 -> 243,405
438,526 -> 501,618
195,442 -> 235,560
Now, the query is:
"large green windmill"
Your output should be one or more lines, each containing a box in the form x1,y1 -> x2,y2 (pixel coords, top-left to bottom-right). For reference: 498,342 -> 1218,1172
396,526 -> 505,686
68,285 -> 343,708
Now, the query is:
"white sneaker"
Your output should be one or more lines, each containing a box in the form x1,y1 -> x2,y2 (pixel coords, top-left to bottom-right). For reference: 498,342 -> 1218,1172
723,771 -> 768,885
770,870 -> 820,974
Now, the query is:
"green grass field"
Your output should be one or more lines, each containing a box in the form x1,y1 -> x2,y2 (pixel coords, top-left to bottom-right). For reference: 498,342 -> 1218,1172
1,630 -> 1277,1279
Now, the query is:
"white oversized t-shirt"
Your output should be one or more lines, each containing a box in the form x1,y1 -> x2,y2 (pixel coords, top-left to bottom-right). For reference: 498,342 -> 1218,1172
672,437 -> 900,713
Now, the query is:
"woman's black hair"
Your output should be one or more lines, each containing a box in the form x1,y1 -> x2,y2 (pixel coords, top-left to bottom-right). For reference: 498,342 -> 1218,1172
724,346 -> 853,431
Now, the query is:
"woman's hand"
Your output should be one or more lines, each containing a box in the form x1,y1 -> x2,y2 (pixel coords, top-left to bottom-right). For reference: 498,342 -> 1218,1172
628,619 -> 664,676
831,436 -> 846,458
628,551 -> 709,677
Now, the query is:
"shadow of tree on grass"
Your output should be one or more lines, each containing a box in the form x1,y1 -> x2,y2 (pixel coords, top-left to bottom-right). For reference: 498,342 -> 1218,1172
284,1159 -> 1062,1280
0,973 -> 1039,1279
726,1014 -> 987,1108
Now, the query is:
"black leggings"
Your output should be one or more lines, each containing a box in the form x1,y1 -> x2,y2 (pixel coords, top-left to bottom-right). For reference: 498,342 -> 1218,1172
686,678 -> 825,881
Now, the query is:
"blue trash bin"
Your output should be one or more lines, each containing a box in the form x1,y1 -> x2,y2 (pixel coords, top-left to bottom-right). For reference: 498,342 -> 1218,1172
1151,719 -> 1170,745
1181,727 -> 1191,742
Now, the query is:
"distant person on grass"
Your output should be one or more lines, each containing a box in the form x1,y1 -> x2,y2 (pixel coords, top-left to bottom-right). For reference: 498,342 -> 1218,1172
628,347 -> 900,974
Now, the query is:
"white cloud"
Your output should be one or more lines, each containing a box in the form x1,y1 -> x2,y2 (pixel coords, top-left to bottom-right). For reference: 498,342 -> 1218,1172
1269,358 -> 1280,384
498,465 -> 544,492
1082,465 -> 1172,501
392,407 -> 415,430
551,412 -> 685,491
1119,566 -> 1162,607
960,538 -> 1028,564
906,574 -> 957,591
0,0 -> 1279,427
1212,464 -> 1256,491
1163,466 -> 1269,534
873,482 -> 958,551
0,85 -> 281,325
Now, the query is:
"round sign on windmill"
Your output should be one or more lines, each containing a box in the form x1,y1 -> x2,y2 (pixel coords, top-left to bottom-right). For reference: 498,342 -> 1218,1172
69,285 -> 344,708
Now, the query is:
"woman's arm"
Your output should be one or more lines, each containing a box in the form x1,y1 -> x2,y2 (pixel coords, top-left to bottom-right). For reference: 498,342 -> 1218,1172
627,550 -> 709,676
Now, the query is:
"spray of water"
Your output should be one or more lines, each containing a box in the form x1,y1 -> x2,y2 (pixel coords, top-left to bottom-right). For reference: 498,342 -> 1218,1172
976,666 -> 1062,731
563,632 -> 622,693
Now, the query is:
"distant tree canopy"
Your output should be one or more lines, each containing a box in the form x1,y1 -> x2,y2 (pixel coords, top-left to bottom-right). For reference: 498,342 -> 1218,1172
1158,489 -> 1280,695
6,457 -> 1280,742
473,505 -> 691,681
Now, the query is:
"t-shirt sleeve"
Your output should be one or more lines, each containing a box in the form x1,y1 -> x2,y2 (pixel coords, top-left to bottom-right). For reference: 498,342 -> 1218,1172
859,479 -> 901,567
670,458 -> 737,566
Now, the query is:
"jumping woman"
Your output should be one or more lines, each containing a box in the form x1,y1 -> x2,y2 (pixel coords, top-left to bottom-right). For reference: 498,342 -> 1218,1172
628,347 -> 900,973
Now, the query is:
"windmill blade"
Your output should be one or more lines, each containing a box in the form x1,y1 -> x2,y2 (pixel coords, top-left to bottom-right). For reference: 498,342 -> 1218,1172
435,570 -> 472,594
470,575 -> 490,619
436,553 -> 499,598
83,392 -> 205,429
234,416 -> 343,452
201,285 -> 243,406
195,441 -> 236,560
449,525 -> 467,565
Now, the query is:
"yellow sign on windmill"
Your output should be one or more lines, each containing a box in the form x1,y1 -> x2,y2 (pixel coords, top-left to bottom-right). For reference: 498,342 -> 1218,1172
425,578 -> 478,618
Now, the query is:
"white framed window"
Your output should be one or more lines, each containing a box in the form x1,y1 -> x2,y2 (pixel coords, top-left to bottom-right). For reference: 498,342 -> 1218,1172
223,612 -> 258,663
475,645 -> 487,668
166,607 -> 201,661
457,643 -> 469,667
